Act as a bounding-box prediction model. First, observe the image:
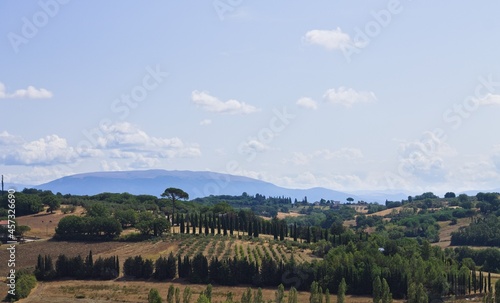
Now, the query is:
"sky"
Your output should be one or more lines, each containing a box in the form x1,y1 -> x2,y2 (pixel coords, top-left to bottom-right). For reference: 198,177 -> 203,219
1,1 -> 500,196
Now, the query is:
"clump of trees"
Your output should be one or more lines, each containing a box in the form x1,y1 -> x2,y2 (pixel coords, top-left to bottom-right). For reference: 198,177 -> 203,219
4,270 -> 37,301
451,215 -> 500,247
34,251 -> 119,280
55,215 -> 122,240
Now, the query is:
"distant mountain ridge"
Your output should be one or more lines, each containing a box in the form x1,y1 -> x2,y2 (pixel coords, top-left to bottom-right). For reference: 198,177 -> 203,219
35,169 -> 362,202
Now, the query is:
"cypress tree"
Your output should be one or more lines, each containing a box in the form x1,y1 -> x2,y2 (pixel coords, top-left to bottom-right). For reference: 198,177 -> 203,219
204,214 -> 209,236
293,223 -> 298,241
275,284 -> 285,303
488,272 -> 491,292
373,276 -> 382,303
338,278 -> 346,303
381,278 -> 392,303
180,215 -> 185,234
167,284 -> 175,303
288,286 -> 298,303
198,215 -> 202,234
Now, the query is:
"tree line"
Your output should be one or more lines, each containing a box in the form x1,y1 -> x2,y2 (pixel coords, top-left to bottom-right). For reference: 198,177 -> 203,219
34,251 -> 119,280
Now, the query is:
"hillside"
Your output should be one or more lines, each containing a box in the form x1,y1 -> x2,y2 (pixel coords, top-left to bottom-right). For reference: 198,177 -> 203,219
34,169 -> 360,202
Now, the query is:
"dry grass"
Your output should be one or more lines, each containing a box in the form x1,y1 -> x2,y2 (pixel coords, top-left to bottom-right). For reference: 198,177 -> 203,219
17,280 -> 391,303
260,211 -> 304,221
16,205 -> 86,239
366,206 -> 403,217
432,218 -> 471,248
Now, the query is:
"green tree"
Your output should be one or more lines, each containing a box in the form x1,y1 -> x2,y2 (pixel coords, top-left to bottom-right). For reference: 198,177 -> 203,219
494,280 -> 500,303
148,288 -> 163,303
338,278 -> 347,303
310,281 -> 323,303
324,288 -> 330,303
444,192 -> 456,198
241,287 -> 252,303
196,294 -> 210,303
203,284 -> 212,302
167,284 -> 175,303
288,286 -> 298,303
407,282 -> 417,303
381,278 -> 392,303
212,201 -> 234,214
86,203 -> 109,217
182,287 -> 192,303
276,283 -> 285,303
373,276 -> 382,303
16,225 -> 31,239
161,188 -> 189,224
7,271 -> 37,301
416,283 -> 428,303
175,287 -> 180,303
42,195 -> 61,213
114,209 -> 138,228
254,288 -> 264,303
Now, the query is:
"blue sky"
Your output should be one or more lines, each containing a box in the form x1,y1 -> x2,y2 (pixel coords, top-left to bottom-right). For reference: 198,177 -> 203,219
1,1 -> 500,195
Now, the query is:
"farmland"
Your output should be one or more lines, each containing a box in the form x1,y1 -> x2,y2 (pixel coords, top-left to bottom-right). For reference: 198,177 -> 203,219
2,190 -> 500,303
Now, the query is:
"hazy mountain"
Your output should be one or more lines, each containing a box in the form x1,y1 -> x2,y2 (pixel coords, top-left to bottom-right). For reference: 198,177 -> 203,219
35,169 -> 363,202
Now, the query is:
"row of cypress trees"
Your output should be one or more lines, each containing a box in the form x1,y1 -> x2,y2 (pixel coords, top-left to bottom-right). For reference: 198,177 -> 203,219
34,251 -> 119,280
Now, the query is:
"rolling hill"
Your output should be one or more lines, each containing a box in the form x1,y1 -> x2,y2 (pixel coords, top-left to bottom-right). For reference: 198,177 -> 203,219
35,169 -> 361,202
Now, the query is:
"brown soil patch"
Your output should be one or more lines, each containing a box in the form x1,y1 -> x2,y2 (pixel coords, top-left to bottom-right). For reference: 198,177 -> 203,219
366,207 -> 403,217
16,205 -> 86,239
432,218 -> 471,248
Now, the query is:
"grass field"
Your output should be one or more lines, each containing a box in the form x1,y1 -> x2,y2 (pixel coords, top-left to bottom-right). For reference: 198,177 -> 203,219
0,206 -> 494,302
433,218 -> 471,248
0,208 -> 317,302
17,280 -> 387,303
16,205 -> 86,239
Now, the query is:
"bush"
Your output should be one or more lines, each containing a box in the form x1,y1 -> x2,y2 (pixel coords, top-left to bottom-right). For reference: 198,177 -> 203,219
5,271 -> 36,301
61,205 -> 77,214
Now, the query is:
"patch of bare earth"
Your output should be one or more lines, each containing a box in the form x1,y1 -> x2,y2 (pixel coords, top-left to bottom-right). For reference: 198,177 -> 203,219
366,206 -> 403,217
16,206 -> 86,239
432,218 -> 471,248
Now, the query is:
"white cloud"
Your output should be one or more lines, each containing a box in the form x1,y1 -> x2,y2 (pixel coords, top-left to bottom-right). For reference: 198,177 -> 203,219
0,123 -> 201,168
200,119 -> 212,126
1,135 -> 79,166
286,148 -> 364,165
100,160 -> 122,172
97,122 -> 202,159
491,145 -> 500,171
0,82 -> 53,99
241,139 -> 269,153
191,91 -> 259,114
323,87 -> 377,107
397,131 -> 456,181
0,131 -> 23,145
296,97 -> 318,110
304,28 -> 364,51
318,148 -> 364,160
478,93 -> 500,105
3,167 -> 73,186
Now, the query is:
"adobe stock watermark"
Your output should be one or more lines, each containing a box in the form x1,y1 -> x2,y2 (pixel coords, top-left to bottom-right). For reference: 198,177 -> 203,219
76,65 -> 167,153
8,0 -> 70,54
383,74 -> 500,190
342,0 -> 409,63
45,64 -> 167,176
442,74 -> 500,130
213,0 -> 243,21
191,107 -> 296,198
281,267 -> 315,290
